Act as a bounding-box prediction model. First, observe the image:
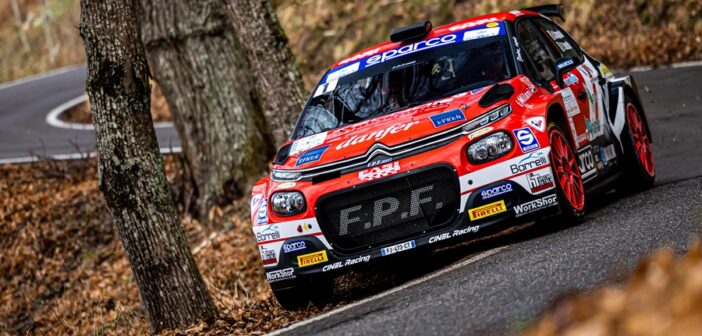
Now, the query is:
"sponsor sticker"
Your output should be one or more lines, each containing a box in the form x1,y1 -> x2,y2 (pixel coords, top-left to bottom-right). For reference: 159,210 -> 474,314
282,240 -> 307,253
322,255 -> 371,272
255,224 -> 280,243
527,171 -> 555,193
510,151 -> 549,174
513,127 -> 541,153
462,27 -> 501,41
428,226 -> 479,244
514,194 -> 558,217
266,268 -> 295,283
277,182 -> 297,189
259,246 -> 277,265
561,87 -> 580,117
296,145 -> 329,166
256,199 -> 269,225
600,144 -> 617,165
564,73 -> 579,86
468,126 -> 493,140
578,146 -> 597,180
380,240 -> 416,256
526,117 -> 546,133
430,109 -> 466,128
336,121 -> 419,150
297,250 -> 328,268
325,62 -> 360,83
557,59 -> 574,70
468,200 -> 507,221
290,132 -> 327,156
358,162 -> 400,181
449,17 -> 499,32
313,79 -> 338,98
296,222 -> 314,233
480,181 -> 513,200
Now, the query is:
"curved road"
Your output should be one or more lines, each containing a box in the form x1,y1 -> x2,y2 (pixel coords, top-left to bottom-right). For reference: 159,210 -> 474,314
274,65 -> 702,336
0,65 -> 179,163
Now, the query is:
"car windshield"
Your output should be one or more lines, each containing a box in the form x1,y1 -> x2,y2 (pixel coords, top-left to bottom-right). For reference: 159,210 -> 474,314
292,23 -> 513,139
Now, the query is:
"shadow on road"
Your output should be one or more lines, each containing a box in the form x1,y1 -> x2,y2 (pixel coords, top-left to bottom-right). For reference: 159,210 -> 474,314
323,188 -> 627,308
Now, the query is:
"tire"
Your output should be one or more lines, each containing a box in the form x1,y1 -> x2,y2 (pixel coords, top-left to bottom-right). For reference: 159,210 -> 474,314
618,96 -> 655,193
272,276 -> 334,310
548,122 -> 586,220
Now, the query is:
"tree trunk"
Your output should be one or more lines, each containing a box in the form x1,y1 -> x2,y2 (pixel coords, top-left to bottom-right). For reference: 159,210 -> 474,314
221,0 -> 307,146
79,0 -> 218,333
139,0 -> 273,224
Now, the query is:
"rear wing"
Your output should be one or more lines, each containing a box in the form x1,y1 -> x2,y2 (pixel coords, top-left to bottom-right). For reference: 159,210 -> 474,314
522,4 -> 565,21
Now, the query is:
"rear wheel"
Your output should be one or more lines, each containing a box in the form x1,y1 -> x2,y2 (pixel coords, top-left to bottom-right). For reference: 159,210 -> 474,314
618,97 -> 655,192
272,276 -> 334,310
548,122 -> 586,219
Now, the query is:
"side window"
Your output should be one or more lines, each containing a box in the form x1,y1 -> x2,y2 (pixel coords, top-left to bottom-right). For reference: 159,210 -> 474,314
516,20 -> 556,82
534,19 -> 582,62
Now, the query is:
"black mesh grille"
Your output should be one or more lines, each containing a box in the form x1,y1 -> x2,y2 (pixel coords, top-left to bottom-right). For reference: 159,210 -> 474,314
316,166 -> 459,252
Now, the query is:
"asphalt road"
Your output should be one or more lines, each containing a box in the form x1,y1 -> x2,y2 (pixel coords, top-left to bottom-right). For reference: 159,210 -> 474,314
0,65 -> 179,162
277,65 -> 702,336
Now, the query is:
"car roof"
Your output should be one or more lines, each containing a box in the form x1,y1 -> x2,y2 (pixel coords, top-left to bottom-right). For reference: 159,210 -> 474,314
330,10 -> 541,69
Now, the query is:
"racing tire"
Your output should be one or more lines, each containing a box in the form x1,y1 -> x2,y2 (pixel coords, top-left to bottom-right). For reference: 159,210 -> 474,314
272,276 -> 334,310
548,122 -> 586,220
617,96 -> 655,193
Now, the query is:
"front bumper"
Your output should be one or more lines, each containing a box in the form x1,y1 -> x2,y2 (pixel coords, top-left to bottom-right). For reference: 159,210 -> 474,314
254,146 -> 560,290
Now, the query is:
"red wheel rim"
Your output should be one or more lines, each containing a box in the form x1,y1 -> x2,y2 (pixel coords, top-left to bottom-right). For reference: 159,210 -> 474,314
549,129 -> 585,211
626,103 -> 655,177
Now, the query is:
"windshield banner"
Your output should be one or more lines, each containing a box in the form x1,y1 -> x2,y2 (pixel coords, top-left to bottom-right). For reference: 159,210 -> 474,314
323,21 -> 505,84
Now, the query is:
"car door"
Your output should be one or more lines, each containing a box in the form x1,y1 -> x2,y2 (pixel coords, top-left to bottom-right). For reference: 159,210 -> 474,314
534,18 -> 608,145
515,19 -> 590,150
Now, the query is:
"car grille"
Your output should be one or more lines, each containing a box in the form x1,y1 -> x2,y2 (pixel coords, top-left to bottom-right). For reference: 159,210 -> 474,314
316,166 -> 459,252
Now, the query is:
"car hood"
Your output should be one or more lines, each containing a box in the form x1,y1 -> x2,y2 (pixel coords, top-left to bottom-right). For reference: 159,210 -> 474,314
276,85 -> 508,170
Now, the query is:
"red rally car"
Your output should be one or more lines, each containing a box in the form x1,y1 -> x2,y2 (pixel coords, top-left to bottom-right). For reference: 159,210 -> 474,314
250,5 -> 655,309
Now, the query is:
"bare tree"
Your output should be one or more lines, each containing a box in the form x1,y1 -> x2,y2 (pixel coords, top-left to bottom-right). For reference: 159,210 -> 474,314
139,0 -> 274,224
79,0 -> 217,332
222,0 -> 306,145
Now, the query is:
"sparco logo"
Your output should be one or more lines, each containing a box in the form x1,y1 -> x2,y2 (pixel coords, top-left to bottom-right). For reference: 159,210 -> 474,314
366,35 -> 458,66
510,151 -> 548,174
338,184 -> 439,236
480,182 -> 512,200
336,121 -> 419,150
514,194 -> 557,217
266,268 -> 294,282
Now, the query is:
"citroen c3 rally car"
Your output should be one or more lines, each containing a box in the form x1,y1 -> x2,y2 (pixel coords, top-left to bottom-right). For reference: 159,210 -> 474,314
251,4 -> 655,309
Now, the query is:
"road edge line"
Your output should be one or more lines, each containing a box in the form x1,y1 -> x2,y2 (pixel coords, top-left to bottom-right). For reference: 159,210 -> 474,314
268,245 -> 509,336
0,65 -> 85,91
0,146 -> 182,165
46,94 -> 173,130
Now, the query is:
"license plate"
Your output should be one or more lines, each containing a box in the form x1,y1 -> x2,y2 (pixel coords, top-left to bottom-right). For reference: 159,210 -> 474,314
380,240 -> 416,256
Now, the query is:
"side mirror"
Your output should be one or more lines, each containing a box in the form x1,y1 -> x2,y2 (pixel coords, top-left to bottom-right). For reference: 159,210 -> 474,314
553,57 -> 578,88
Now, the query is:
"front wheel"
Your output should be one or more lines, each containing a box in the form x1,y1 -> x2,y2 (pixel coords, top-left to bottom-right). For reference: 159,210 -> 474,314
548,122 -> 586,219
618,97 -> 655,192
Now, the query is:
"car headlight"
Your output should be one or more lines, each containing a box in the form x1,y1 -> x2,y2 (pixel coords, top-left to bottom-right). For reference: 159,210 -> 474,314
271,170 -> 301,181
461,104 -> 512,134
467,132 -> 513,164
270,191 -> 306,216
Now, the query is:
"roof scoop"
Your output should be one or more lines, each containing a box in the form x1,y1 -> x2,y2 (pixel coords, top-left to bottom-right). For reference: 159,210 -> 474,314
390,21 -> 433,43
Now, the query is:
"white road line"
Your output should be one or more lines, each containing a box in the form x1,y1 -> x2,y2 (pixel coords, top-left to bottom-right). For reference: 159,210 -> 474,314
0,65 -> 84,91
0,146 -> 182,165
268,245 -> 509,336
46,94 -> 173,130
